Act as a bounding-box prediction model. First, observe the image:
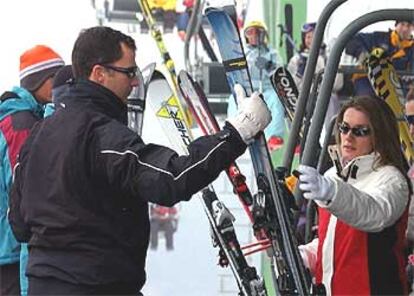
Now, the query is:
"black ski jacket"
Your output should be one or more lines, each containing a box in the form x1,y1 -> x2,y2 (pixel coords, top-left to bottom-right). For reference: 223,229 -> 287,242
9,80 -> 246,290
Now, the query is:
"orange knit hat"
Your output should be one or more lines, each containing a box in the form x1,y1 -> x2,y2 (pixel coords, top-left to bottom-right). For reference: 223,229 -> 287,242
19,45 -> 64,91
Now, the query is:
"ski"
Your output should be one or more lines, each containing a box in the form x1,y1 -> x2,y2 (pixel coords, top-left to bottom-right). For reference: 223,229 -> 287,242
136,0 -> 191,126
271,67 -> 300,125
271,66 -> 312,146
178,70 -> 276,243
367,49 -> 414,165
205,4 -> 310,295
177,71 -> 254,208
127,62 -> 156,135
147,69 -> 267,296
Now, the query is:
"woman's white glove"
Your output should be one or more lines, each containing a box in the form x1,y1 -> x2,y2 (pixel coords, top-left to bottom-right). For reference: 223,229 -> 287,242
227,84 -> 271,144
297,165 -> 335,202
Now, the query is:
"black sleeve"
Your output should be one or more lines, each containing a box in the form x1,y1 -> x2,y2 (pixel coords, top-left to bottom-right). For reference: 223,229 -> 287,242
94,122 -> 247,206
345,31 -> 389,58
8,154 -> 31,243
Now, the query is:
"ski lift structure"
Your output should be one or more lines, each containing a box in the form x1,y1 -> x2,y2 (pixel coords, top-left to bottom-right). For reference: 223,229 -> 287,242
92,0 -> 177,33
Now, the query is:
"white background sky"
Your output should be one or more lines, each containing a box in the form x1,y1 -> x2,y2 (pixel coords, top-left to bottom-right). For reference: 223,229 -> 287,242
0,0 -> 97,91
1,0 -> 413,92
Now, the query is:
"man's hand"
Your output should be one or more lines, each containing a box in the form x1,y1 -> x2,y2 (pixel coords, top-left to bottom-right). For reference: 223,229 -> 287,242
227,84 -> 271,144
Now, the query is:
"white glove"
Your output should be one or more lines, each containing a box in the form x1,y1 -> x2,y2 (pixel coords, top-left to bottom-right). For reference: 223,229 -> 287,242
297,165 -> 335,202
227,84 -> 271,144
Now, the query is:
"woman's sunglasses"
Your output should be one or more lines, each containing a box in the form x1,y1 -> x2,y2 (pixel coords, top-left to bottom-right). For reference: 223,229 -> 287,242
338,122 -> 371,137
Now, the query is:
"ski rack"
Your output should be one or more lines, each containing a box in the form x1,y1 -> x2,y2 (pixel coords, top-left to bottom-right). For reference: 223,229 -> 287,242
281,0 -> 347,176
297,9 -> 414,204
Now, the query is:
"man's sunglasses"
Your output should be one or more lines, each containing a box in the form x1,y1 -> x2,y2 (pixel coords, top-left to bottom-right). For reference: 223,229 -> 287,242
337,122 -> 371,137
99,64 -> 140,79
406,114 -> 414,125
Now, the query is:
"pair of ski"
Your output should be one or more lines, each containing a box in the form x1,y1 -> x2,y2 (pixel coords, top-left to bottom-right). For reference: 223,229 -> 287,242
146,69 -> 267,296
203,4 -> 311,296
137,0 -> 310,294
137,2 -> 268,294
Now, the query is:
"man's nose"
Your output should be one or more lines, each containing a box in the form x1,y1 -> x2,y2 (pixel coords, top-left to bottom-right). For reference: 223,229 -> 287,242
131,76 -> 140,87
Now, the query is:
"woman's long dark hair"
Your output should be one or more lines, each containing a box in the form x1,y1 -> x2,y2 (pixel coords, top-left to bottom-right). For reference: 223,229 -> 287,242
335,96 -> 412,193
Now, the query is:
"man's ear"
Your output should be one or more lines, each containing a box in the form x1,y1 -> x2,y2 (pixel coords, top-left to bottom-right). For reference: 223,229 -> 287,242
90,64 -> 106,84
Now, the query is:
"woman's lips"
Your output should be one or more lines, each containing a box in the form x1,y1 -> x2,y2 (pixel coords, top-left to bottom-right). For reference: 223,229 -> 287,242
342,145 -> 354,152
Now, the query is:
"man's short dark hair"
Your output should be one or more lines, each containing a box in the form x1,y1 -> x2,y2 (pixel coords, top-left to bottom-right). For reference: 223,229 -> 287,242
72,26 -> 136,79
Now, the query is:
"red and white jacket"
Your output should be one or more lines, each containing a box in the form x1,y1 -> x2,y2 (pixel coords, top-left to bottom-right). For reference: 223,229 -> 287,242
300,153 -> 409,295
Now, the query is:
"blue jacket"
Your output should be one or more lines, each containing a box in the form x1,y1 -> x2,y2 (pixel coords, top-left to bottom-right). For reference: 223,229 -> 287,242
228,44 -> 285,138
346,30 -> 414,96
0,86 -> 43,266
245,44 -> 279,91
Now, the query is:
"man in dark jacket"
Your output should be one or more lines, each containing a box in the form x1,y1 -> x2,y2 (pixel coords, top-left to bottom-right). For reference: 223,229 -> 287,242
9,26 -> 271,295
346,20 -> 414,97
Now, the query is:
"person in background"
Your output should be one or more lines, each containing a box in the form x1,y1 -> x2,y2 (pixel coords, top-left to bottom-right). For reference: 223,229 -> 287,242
0,45 -> 64,296
298,96 -> 411,295
149,204 -> 179,251
141,0 -> 177,34
346,20 -> 414,97
176,0 -> 194,41
8,26 -> 271,295
228,20 -> 285,152
288,22 -> 343,129
44,65 -> 74,117
288,22 -> 325,91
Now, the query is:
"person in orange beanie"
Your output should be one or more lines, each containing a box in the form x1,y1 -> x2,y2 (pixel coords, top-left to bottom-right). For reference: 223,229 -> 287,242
0,44 -> 64,296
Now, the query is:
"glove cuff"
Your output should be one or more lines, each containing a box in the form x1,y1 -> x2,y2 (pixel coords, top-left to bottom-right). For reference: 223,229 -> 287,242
227,116 -> 259,144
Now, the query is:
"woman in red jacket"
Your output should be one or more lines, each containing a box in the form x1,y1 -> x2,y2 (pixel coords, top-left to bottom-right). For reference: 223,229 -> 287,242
298,96 -> 411,295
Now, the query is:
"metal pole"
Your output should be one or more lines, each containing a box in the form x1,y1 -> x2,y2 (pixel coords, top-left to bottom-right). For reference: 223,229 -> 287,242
282,0 -> 347,171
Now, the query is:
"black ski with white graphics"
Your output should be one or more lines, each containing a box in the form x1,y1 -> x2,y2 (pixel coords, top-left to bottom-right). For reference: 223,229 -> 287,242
147,69 -> 267,296
271,66 -> 309,145
205,4 -> 310,295
271,67 -> 299,124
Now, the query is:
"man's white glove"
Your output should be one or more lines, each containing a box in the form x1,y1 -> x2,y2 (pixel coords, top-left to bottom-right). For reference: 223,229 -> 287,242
227,84 -> 271,144
297,165 -> 335,202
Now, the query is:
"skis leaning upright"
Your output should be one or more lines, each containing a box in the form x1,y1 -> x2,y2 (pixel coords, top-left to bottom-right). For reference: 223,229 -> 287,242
137,0 -> 191,126
147,69 -> 267,296
205,3 -> 310,295
271,67 -> 299,125
178,70 -> 260,224
367,49 -> 414,165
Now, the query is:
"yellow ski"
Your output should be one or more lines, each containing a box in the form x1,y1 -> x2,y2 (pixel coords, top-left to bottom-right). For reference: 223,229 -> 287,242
367,49 -> 414,165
